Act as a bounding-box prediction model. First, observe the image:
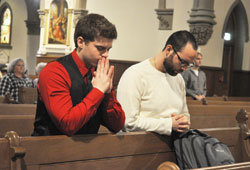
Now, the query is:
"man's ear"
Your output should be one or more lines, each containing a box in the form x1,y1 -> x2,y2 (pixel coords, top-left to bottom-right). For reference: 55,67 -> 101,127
77,36 -> 85,49
164,44 -> 172,55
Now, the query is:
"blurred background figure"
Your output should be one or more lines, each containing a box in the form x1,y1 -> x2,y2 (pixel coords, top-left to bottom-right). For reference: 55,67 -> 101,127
0,63 -> 7,80
33,62 -> 47,87
0,58 -> 34,103
181,52 -> 207,101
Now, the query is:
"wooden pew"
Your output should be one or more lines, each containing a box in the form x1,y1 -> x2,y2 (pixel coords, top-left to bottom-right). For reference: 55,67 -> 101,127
1,110 -> 250,170
0,115 -> 35,137
188,105 -> 250,129
187,100 -> 250,106
0,104 -> 36,137
226,97 -> 250,102
0,127 -> 243,170
1,104 -> 250,137
0,104 -> 36,115
0,103 -> 111,136
2,131 -> 176,170
158,161 -> 250,170
186,96 -> 225,101
0,137 -> 10,170
0,93 -> 15,104
0,96 -> 5,103
18,87 -> 37,104
192,161 -> 250,170
0,126 -> 246,170
186,96 -> 250,102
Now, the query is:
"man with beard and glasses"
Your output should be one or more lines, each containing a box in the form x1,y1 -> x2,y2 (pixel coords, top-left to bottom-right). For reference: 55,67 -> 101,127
117,30 -> 197,135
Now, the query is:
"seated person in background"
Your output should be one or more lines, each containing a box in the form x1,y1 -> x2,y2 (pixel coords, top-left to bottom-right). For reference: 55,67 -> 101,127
0,58 -> 34,103
0,64 -> 7,78
32,13 -> 125,136
181,52 -> 207,101
33,62 -> 47,87
0,64 -> 7,80
117,30 -> 197,135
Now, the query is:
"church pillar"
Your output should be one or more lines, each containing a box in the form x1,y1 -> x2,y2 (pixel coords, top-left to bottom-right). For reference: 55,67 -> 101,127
155,0 -> 173,30
187,0 -> 216,45
24,0 -> 40,74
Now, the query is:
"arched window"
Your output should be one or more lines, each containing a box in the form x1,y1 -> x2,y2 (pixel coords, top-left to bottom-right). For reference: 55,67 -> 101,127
0,3 -> 12,48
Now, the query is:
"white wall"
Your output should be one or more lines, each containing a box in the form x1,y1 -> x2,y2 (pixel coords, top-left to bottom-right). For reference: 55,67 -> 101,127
3,0 -> 250,71
199,0 -> 235,68
86,0 -> 250,71
86,0 -> 193,62
0,0 -> 28,67
242,0 -> 250,71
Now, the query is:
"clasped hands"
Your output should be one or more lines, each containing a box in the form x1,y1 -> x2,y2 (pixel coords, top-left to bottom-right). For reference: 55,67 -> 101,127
195,95 -> 205,101
171,113 -> 191,133
92,58 -> 114,93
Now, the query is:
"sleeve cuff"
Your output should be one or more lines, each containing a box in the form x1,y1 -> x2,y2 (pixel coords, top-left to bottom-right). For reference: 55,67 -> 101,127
85,88 -> 105,104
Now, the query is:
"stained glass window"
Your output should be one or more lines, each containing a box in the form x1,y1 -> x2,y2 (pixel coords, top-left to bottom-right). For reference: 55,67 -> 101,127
0,3 -> 12,47
0,8 -> 11,44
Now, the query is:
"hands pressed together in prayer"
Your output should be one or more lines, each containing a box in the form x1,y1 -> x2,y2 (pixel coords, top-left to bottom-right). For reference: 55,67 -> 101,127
92,58 -> 114,93
171,113 -> 191,133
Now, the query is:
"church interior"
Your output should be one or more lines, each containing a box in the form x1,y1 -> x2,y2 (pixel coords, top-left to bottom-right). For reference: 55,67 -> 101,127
1,0 -> 250,169
0,0 -> 250,97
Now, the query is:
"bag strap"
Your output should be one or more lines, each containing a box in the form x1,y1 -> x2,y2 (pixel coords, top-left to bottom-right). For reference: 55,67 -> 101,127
178,129 -> 210,139
192,129 -> 210,137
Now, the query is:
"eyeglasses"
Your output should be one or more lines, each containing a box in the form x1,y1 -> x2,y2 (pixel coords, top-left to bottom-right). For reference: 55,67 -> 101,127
173,47 -> 194,68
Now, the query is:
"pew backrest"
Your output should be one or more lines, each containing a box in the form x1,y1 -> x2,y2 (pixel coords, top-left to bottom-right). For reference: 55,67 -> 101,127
188,105 -> 250,129
1,127 -> 243,170
187,100 -> 250,106
1,104 -> 250,137
10,132 -> 176,170
18,87 -> 37,104
1,110 -> 250,170
0,104 -> 36,115
0,115 -> 35,137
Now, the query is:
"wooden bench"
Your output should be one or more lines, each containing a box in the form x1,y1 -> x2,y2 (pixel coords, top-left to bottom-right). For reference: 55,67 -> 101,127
0,104 -> 36,115
18,87 -> 37,104
188,105 -> 250,129
0,109 -> 250,170
1,104 -> 250,137
0,127 -> 245,170
158,161 -> 250,170
186,96 -> 226,101
0,125 -> 248,169
0,96 -> 5,103
0,115 -> 110,138
1,131 -> 175,170
226,97 -> 250,102
0,104 -> 36,137
187,96 -> 250,102
0,115 -> 34,138
187,100 -> 250,106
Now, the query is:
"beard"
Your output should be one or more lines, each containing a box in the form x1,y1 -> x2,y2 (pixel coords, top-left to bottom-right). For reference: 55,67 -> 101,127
163,53 -> 183,76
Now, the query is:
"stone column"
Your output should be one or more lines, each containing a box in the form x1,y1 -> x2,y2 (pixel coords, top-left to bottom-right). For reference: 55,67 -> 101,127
155,0 -> 173,30
187,0 -> 216,45
24,0 -> 40,74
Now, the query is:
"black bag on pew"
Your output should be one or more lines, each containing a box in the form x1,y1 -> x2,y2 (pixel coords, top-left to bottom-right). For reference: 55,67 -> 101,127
173,129 -> 235,170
